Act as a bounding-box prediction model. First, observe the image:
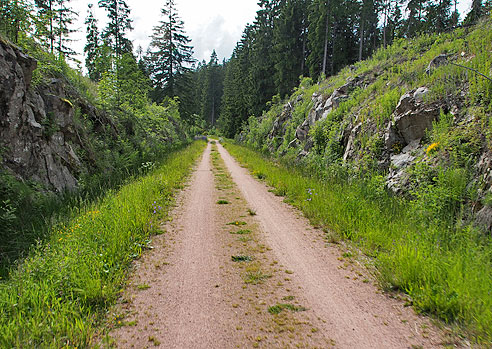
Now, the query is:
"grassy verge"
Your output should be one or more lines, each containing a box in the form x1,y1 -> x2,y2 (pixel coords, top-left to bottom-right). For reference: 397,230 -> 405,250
223,140 -> 492,344
0,141 -> 206,347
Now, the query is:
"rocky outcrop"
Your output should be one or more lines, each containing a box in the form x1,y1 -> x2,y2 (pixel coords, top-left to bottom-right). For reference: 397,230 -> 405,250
385,87 -> 443,150
0,40 -> 90,192
295,80 -> 354,142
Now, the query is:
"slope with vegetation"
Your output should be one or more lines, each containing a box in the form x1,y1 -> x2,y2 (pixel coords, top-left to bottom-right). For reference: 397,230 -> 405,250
230,17 -> 492,342
0,0 -> 198,275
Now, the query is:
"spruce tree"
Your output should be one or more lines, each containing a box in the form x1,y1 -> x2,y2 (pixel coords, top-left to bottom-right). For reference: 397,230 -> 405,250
54,0 -> 77,59
84,3 -> 100,81
425,0 -> 452,33
359,0 -> 379,60
0,0 -> 31,43
405,0 -> 426,37
34,0 -> 55,52
201,50 -> 224,126
464,0 -> 484,25
34,0 -> 76,58
98,0 -> 133,56
148,0 -> 195,100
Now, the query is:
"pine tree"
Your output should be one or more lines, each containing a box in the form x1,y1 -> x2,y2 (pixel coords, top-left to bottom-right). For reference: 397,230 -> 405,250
464,0 -> 484,25
201,50 -> 224,126
405,0 -> 426,37
307,0 -> 330,79
387,1 -> 404,42
425,0 -> 452,33
307,0 -> 358,78
84,3 -> 100,81
218,26 -> 256,137
148,0 -> 195,100
34,0 -> 55,52
98,0 -> 133,56
34,0 -> 76,58
54,0 -> 77,59
0,0 -> 31,43
449,0 -> 459,29
359,0 -> 379,60
249,0 -> 281,116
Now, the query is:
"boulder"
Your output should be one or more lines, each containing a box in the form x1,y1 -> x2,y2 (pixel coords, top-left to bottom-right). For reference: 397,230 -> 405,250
475,206 -> 492,235
425,54 -> 449,75
386,140 -> 422,193
386,87 -> 441,149
295,80 -> 354,143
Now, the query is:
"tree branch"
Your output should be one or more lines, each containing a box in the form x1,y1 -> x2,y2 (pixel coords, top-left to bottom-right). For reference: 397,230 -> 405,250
450,62 -> 492,83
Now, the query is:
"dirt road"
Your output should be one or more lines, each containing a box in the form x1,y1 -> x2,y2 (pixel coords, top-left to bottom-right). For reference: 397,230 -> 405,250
110,142 -> 444,348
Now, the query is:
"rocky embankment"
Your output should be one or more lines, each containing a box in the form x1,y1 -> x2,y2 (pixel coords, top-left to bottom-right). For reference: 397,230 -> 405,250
0,40 -> 112,192
251,53 -> 492,233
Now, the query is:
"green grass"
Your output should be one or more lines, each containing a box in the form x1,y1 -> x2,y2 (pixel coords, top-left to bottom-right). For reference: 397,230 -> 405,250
217,199 -> 230,204
0,141 -> 206,347
231,255 -> 253,262
267,303 -> 307,315
224,140 -> 492,344
230,229 -> 252,235
244,270 -> 271,284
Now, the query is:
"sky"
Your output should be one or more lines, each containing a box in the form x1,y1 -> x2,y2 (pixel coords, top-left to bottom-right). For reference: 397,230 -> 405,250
70,0 -> 261,65
69,0 -> 474,68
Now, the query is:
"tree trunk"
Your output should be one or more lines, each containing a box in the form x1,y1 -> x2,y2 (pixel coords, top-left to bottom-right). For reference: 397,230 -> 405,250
211,95 -> 215,126
322,13 -> 329,76
359,19 -> 364,61
49,0 -> 53,53
301,22 -> 306,74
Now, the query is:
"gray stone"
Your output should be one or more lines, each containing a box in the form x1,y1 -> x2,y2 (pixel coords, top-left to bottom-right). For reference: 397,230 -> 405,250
387,88 -> 441,146
475,206 -> 492,235
413,87 -> 429,103
425,54 -> 449,74
0,39 -> 88,192
391,152 -> 415,169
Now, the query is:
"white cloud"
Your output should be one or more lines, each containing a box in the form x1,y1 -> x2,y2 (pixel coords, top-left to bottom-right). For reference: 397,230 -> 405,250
69,0 -> 260,66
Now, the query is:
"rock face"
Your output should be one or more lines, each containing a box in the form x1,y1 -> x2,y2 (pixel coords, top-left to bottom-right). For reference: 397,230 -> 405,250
295,80 -> 354,142
385,87 -> 442,150
0,40 -> 86,191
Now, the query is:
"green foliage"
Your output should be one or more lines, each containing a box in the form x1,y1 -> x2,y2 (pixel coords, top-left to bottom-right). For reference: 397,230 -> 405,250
147,0 -> 194,99
0,0 -> 31,43
0,142 -> 205,347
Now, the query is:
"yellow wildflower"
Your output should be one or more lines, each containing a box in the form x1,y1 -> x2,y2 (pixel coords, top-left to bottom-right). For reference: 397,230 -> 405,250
426,142 -> 440,155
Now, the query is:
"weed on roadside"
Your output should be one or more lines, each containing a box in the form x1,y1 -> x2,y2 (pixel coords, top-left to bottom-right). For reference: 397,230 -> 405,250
230,229 -> 251,235
232,255 -> 253,262
268,304 -> 307,315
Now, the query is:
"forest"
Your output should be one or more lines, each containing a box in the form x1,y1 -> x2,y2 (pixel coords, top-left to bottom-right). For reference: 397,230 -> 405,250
1,0 -> 492,347
1,0 -> 489,136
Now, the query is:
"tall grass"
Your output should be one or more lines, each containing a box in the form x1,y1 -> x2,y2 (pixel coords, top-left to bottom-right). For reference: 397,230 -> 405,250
224,141 -> 492,343
0,141 -> 206,347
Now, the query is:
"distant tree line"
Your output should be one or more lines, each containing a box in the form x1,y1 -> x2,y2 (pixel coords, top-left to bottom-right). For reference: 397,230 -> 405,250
216,0 -> 492,137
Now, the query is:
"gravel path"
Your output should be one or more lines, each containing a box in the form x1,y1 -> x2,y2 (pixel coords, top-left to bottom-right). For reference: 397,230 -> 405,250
217,142 -> 443,348
110,142 -> 445,348
111,143 -> 238,348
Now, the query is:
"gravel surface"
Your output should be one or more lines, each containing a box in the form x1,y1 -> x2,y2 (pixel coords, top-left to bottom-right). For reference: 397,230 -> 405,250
110,142 -> 447,348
